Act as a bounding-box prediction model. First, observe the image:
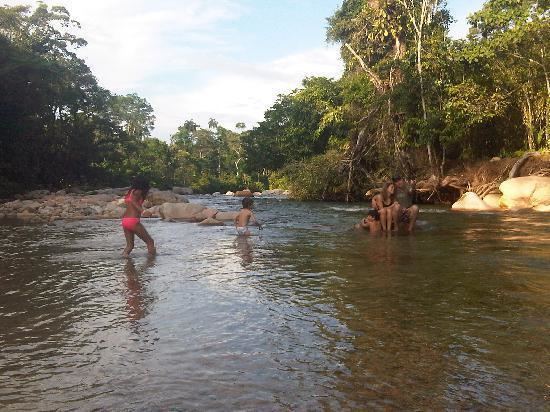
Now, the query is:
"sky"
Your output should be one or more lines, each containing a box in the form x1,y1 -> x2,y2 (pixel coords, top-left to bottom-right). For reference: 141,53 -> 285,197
4,0 -> 486,140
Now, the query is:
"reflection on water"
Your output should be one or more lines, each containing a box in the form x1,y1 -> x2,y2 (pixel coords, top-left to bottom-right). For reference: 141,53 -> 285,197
124,256 -> 155,322
0,198 -> 549,410
234,236 -> 254,266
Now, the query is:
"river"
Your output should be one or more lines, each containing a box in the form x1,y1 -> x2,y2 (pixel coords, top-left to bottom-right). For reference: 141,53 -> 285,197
1,196 -> 549,410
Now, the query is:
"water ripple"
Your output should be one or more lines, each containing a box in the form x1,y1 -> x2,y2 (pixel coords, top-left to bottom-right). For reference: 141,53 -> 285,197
0,200 -> 549,410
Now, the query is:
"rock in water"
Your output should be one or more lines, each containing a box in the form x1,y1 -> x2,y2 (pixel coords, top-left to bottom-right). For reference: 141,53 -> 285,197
197,218 -> 224,226
148,190 -> 187,206
451,192 -> 494,211
172,186 -> 193,195
482,193 -> 502,209
235,189 -> 253,197
215,211 -> 239,221
192,208 -> 219,221
499,176 -> 550,211
159,203 -> 205,220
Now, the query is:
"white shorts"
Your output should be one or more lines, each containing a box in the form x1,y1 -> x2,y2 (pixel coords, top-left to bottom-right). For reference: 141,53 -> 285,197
236,226 -> 249,235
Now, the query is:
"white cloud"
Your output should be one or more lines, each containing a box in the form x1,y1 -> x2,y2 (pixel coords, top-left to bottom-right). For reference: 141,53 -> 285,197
4,0 -> 343,138
151,46 -> 343,138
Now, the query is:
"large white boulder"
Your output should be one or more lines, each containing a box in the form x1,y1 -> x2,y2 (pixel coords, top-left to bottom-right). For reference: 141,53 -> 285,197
215,211 -> 239,221
148,190 -> 188,206
192,207 -> 218,221
482,193 -> 502,209
103,202 -> 125,218
451,192 -> 494,211
141,205 -> 161,218
159,202 -> 205,220
499,176 -> 550,211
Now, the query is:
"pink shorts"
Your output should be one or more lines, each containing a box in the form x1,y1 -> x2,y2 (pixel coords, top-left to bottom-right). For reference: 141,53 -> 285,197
121,217 -> 140,231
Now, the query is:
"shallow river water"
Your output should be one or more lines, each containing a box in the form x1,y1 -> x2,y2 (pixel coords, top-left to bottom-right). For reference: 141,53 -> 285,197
1,196 -> 549,410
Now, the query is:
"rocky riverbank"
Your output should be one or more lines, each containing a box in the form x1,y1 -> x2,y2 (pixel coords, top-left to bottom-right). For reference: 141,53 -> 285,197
0,187 -> 289,225
411,152 -> 550,211
451,176 -> 550,212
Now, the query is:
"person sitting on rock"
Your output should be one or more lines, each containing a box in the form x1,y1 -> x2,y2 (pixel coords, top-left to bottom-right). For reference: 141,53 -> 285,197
392,176 -> 419,232
372,182 -> 400,231
355,209 -> 381,233
234,197 -> 261,236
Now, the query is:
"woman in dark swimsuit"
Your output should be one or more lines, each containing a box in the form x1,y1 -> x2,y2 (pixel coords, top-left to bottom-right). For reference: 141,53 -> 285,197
372,182 -> 400,231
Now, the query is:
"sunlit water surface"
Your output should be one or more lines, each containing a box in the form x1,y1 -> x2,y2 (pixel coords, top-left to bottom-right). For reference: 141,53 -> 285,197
1,196 -> 549,410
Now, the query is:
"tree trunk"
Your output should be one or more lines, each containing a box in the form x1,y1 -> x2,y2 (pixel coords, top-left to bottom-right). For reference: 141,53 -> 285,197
439,145 -> 445,176
523,90 -> 535,150
398,0 -> 438,173
542,47 -> 550,147
509,151 -> 539,179
344,43 -> 386,93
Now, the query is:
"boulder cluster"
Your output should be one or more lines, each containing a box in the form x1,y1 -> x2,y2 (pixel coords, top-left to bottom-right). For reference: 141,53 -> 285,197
0,187 -> 288,225
451,176 -> 550,212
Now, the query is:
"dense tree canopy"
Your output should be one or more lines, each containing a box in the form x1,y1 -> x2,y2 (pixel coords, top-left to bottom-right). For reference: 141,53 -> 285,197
254,0 -> 548,199
1,2 -> 548,199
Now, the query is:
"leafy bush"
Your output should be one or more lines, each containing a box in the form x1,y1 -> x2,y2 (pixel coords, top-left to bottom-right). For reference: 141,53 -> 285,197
276,150 -> 346,200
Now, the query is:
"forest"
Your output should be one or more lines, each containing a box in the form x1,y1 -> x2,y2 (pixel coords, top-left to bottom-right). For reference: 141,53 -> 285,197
1,1 -> 548,199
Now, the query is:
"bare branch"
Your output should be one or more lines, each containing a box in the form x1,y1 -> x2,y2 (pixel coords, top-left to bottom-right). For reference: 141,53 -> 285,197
344,43 -> 386,92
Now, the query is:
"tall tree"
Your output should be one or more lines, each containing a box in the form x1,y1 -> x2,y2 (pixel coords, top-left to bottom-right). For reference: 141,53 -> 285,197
110,93 -> 155,141
465,0 -> 550,150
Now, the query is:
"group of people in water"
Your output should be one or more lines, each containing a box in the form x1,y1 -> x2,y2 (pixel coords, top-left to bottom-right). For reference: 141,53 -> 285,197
120,176 -> 419,257
355,177 -> 419,233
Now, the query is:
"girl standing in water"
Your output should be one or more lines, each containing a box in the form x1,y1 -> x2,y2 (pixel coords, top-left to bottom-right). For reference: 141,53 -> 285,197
122,177 -> 156,257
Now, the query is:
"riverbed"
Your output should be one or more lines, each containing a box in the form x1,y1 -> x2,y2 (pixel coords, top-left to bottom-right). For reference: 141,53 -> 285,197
1,196 -> 549,410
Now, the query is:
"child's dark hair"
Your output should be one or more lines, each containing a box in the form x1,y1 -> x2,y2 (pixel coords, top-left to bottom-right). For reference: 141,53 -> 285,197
367,209 -> 380,221
242,197 -> 253,209
131,176 -> 150,196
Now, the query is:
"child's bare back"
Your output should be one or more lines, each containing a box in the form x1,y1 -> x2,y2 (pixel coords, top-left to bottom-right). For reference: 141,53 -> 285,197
234,197 -> 259,236
235,208 -> 253,227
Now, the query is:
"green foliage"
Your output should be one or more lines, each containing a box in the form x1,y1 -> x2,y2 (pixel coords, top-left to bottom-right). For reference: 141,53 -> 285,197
164,119 -> 252,192
110,93 -> 155,141
1,1 -> 549,200
0,4 -> 126,196
243,77 -> 347,179
461,0 -> 550,150
275,150 -> 347,201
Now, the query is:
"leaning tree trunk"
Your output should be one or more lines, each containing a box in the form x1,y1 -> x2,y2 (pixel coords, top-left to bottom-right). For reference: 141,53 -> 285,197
509,151 -> 540,179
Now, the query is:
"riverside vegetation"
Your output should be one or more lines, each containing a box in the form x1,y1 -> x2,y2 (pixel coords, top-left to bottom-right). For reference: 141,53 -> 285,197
1,1 -> 549,202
